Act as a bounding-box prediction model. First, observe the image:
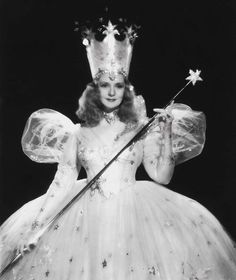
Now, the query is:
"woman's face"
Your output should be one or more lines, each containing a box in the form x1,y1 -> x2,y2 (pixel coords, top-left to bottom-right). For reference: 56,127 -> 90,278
98,73 -> 125,112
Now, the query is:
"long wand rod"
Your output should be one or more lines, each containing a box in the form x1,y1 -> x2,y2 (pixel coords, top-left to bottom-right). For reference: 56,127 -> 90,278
0,69 -> 202,277
0,104 -> 164,277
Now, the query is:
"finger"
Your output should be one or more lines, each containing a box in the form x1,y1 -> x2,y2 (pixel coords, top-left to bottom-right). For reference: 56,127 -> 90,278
17,245 -> 23,256
23,245 -> 31,253
16,247 -> 19,256
153,108 -> 164,113
154,112 -> 166,119
21,245 -> 27,255
165,113 -> 172,119
158,116 -> 166,122
153,109 -> 171,119
166,113 -> 174,120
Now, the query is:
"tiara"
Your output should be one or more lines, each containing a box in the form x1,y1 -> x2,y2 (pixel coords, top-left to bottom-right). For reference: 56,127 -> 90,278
82,21 -> 137,80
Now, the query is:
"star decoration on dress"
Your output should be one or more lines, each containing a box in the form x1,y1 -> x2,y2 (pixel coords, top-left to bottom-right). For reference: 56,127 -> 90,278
185,69 -> 203,86
53,224 -> 59,230
102,259 -> 107,268
31,220 -> 39,230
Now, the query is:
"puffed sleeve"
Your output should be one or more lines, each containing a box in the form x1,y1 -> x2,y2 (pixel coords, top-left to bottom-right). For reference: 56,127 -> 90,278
20,108 -> 81,223
167,103 -> 206,164
21,108 -> 77,163
143,102 -> 206,180
0,110 -> 81,268
20,109 -> 81,224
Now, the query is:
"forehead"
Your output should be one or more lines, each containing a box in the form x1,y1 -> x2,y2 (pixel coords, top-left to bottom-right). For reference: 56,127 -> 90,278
99,73 -> 125,83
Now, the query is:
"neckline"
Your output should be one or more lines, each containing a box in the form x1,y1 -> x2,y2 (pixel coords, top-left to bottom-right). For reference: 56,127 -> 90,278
103,109 -> 119,124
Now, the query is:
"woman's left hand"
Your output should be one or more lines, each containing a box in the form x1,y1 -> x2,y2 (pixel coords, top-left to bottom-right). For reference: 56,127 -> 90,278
152,108 -> 174,131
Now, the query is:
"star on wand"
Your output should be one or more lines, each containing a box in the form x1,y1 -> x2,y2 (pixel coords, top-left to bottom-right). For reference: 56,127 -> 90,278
165,69 -> 203,108
186,69 -> 203,86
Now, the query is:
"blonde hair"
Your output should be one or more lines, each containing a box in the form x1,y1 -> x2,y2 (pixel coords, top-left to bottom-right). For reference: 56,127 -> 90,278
76,81 -> 139,127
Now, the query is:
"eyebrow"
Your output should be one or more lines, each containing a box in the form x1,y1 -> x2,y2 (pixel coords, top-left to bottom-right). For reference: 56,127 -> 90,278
115,82 -> 125,85
99,80 -> 124,85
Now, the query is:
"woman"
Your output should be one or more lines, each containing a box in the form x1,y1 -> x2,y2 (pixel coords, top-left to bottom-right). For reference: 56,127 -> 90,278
1,22 -> 236,280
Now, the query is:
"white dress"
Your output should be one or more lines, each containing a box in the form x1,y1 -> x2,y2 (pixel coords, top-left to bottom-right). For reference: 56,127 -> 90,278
1,103 -> 236,280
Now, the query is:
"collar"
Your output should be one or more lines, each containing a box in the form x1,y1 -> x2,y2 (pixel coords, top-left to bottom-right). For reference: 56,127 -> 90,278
103,109 -> 119,124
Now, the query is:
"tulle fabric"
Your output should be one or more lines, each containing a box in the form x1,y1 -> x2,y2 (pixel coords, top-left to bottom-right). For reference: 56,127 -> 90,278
21,99 -> 205,166
166,103 -> 206,164
0,124 -> 81,270
1,181 -> 236,280
21,109 -> 77,163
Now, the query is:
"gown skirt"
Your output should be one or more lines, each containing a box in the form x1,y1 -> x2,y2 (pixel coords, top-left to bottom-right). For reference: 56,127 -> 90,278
1,179 -> 236,280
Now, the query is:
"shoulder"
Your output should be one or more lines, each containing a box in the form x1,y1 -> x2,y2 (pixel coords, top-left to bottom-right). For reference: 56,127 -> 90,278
74,123 -> 93,143
74,123 -> 82,138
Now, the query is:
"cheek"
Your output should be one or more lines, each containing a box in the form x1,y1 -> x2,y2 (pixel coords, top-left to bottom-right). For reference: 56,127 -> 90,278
99,88 -> 107,99
117,89 -> 125,99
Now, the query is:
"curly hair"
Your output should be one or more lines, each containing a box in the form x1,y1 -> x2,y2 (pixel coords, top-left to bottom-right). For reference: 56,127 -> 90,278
76,80 -> 139,127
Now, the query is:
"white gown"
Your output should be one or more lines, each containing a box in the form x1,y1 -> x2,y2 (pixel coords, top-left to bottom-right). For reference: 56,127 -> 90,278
1,102 -> 236,280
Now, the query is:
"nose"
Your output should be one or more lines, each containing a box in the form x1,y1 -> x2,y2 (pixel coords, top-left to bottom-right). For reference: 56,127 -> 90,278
108,86 -> 116,97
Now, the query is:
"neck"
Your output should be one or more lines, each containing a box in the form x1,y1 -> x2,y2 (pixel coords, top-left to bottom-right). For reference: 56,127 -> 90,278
103,109 -> 119,124
103,106 -> 119,113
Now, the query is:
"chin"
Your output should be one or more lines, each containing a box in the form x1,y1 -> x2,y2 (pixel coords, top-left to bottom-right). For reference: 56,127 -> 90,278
103,101 -> 121,111
103,105 -> 119,113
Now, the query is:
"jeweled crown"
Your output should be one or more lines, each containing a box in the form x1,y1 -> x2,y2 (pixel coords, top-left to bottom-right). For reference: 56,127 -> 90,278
82,21 -> 137,80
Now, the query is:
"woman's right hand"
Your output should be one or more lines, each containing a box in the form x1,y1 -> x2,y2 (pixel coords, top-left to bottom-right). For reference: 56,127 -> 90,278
16,230 -> 37,256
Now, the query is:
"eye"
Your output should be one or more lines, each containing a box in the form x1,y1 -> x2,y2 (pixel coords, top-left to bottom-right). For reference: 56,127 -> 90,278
115,83 -> 125,89
99,82 -> 109,88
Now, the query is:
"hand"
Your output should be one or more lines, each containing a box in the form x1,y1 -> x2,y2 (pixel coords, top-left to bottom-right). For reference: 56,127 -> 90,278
16,237 -> 30,256
16,230 -> 37,256
152,108 -> 173,131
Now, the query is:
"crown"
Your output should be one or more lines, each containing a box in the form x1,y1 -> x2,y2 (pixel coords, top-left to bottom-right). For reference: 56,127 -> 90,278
82,21 -> 137,80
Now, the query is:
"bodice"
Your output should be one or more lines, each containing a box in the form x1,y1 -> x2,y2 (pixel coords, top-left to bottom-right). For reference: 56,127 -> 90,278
77,120 -> 143,196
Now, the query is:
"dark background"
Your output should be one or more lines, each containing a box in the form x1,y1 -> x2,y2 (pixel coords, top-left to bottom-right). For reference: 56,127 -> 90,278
0,0 -> 236,239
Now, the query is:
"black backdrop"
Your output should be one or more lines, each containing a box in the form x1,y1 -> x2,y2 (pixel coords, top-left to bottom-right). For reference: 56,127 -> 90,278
1,0 -> 236,239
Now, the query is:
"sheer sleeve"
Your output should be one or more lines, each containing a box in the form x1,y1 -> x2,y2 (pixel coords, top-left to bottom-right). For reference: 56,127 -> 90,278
21,109 -> 77,163
143,102 -> 206,181
167,103 -> 206,165
32,128 -> 81,225
0,111 -> 81,268
134,97 -> 206,165
20,108 -> 81,225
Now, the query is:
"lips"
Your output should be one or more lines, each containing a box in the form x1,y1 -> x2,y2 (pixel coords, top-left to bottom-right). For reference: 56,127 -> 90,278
106,98 -> 116,102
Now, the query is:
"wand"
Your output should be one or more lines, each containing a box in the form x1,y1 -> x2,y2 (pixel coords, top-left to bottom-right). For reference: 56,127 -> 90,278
0,69 -> 202,277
